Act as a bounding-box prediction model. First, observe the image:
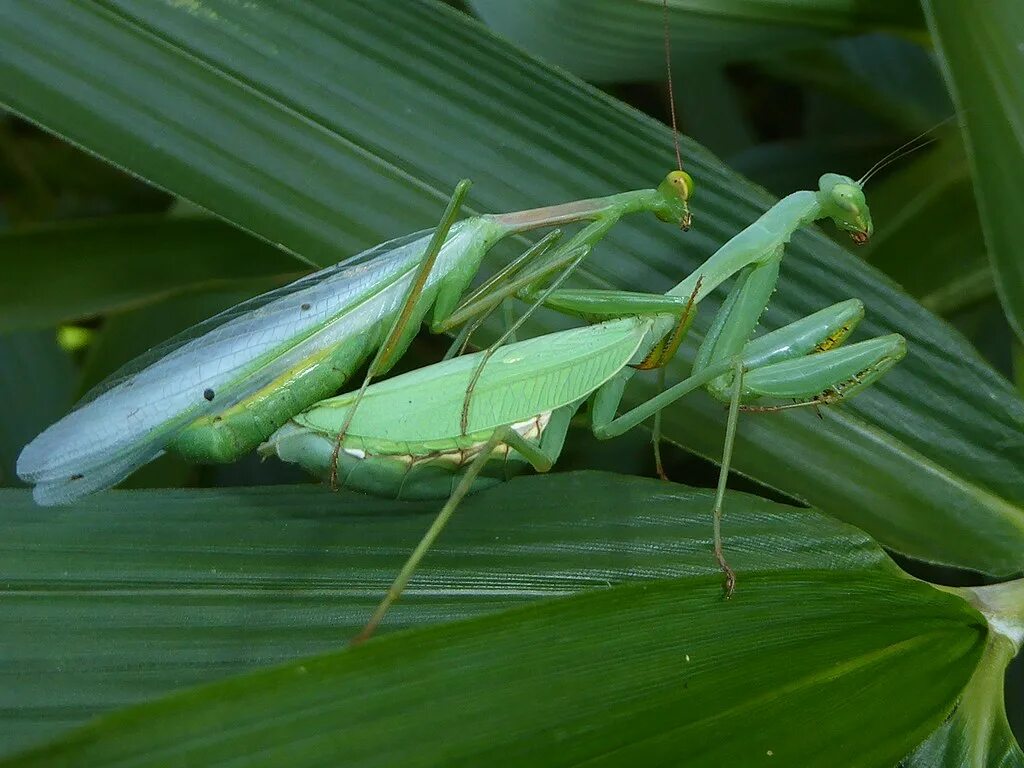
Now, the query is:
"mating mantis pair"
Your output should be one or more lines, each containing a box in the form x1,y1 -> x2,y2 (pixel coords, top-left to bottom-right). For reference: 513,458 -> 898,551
259,171 -> 905,639
17,173 -> 693,504
18,158 -> 904,640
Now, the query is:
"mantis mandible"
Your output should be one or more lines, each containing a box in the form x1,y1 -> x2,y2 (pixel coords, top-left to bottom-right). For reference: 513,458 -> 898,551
17,173 -> 693,505
260,171 -> 906,640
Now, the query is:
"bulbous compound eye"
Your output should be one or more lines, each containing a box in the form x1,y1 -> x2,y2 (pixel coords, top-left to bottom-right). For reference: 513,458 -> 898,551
668,169 -> 694,200
832,186 -> 860,212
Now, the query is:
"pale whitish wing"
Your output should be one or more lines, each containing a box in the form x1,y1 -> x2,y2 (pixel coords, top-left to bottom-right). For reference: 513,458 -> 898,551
17,225 -> 455,504
76,228 -> 433,404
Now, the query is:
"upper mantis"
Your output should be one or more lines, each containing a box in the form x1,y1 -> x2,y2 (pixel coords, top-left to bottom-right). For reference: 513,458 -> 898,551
259,171 -> 906,639
16,173 -> 693,505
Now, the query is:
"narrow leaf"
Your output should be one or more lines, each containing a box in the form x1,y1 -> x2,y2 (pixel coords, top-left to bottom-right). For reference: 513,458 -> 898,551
864,139 -> 991,315
923,0 -> 1024,341
0,332 -> 74,485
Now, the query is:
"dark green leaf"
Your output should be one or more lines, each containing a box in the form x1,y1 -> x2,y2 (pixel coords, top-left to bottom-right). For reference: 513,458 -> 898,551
671,60 -> 754,158
0,117 -> 167,225
0,568 -> 985,768
0,472 -> 894,754
763,34 -> 949,132
0,218 -> 296,332
468,0 -> 924,81
923,0 -> 1024,341
864,138 -> 991,315
0,1 -> 1022,574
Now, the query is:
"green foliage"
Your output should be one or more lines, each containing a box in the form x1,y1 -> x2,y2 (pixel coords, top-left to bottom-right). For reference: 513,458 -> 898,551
3,572 -> 986,768
0,0 -> 1022,764
923,0 -> 1024,342
0,473 -> 892,753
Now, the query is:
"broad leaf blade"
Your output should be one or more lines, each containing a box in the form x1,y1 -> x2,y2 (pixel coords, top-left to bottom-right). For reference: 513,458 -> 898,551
0,472 -> 893,754
0,0 -> 443,267
0,1 -> 1022,573
923,0 -> 1024,342
1,570 -> 986,768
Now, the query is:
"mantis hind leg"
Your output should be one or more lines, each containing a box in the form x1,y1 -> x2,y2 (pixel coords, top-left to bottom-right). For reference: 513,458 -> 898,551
713,358 -> 743,597
352,407 -> 575,644
652,367 -> 668,480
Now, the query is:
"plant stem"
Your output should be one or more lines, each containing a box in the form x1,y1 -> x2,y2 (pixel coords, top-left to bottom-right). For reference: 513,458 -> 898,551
956,577 -> 1024,652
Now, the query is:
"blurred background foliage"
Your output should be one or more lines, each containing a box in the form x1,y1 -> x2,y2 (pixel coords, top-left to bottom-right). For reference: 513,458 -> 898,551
0,0 -> 1022,761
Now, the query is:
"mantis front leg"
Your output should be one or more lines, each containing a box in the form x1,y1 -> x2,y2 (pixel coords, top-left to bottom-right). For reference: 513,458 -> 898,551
590,284 -> 906,595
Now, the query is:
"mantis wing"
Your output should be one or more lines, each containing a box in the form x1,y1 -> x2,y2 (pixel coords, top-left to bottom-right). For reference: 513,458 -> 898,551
287,317 -> 650,442
18,220 -> 495,505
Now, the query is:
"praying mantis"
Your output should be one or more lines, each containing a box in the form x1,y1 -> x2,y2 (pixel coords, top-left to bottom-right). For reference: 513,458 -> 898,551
16,173 -> 693,505
259,171 -> 907,640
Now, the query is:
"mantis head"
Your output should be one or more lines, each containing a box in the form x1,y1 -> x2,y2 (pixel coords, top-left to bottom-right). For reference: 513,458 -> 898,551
817,173 -> 873,245
655,170 -> 694,231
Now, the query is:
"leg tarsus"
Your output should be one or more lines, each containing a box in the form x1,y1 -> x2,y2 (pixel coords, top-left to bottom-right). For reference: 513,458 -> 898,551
711,357 -> 744,600
654,441 -> 668,482
714,545 -> 736,599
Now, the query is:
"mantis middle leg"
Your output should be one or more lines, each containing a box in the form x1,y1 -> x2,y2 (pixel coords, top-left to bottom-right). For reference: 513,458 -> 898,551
589,271 -> 906,593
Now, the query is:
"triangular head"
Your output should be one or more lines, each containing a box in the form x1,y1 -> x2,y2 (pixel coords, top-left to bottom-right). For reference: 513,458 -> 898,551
654,170 -> 695,231
817,173 -> 873,245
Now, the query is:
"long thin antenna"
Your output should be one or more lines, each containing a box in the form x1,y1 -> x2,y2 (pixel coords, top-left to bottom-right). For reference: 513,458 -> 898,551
857,114 -> 959,186
663,0 -> 683,172
860,140 -> 937,186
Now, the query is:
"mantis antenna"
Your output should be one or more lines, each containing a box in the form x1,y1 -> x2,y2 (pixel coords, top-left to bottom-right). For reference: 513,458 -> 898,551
663,0 -> 683,173
857,114 -> 960,186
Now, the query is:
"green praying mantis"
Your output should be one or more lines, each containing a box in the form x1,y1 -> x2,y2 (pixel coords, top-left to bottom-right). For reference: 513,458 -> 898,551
18,142 -> 908,642
17,173 -> 694,505
259,171 -> 906,641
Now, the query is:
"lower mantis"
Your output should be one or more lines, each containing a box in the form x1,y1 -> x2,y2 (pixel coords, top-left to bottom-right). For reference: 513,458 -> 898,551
17,172 -> 693,505
260,172 -> 906,640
